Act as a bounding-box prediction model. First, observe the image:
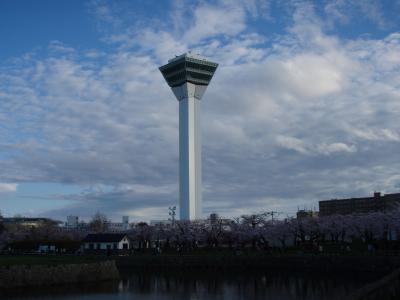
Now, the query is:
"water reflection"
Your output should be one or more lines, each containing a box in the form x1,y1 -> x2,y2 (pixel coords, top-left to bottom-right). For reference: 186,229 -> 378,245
116,269 -> 376,300
1,268 -> 379,300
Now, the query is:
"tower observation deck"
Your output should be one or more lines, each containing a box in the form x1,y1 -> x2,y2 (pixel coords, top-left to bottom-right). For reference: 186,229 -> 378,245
159,53 -> 218,220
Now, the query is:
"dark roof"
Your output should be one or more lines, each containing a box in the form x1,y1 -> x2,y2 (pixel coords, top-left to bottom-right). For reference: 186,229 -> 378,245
82,233 -> 128,243
383,193 -> 400,200
159,54 -> 218,88
320,192 -> 400,203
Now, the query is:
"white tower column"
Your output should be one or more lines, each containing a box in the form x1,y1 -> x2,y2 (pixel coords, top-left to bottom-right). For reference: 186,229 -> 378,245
179,96 -> 202,220
159,53 -> 218,221
173,82 -> 206,220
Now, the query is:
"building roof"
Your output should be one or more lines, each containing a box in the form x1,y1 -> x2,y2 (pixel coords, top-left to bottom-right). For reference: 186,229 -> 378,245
159,52 -> 218,88
82,233 -> 128,243
382,193 -> 400,200
318,192 -> 400,216
168,52 -> 207,63
319,192 -> 400,204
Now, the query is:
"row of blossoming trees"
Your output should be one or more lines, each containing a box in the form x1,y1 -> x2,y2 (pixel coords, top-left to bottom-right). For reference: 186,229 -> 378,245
126,208 -> 400,253
1,208 -> 400,253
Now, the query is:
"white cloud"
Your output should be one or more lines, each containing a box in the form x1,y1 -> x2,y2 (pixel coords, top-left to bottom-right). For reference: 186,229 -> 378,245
348,128 -> 400,142
0,183 -> 17,193
324,0 -> 387,29
183,2 -> 247,43
1,0 -> 400,220
276,136 -> 309,154
276,136 -> 356,156
316,143 -> 357,155
279,53 -> 345,97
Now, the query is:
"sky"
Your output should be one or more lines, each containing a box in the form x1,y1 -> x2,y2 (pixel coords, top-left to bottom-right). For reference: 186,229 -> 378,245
0,0 -> 400,222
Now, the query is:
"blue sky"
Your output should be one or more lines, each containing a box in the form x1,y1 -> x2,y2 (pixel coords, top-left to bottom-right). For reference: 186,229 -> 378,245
0,0 -> 400,222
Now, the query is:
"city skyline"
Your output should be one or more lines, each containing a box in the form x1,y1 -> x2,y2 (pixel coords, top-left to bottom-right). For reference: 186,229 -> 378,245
0,0 -> 400,221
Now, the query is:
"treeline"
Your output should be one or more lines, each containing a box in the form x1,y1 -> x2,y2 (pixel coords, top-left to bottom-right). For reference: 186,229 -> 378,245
1,209 -> 400,253
126,209 -> 400,253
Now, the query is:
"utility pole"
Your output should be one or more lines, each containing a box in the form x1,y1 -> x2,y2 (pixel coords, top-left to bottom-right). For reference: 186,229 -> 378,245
266,211 -> 281,222
168,206 -> 176,227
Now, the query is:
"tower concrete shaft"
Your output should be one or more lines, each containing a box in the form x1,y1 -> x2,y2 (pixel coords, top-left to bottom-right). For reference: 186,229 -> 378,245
178,87 -> 201,220
159,53 -> 218,220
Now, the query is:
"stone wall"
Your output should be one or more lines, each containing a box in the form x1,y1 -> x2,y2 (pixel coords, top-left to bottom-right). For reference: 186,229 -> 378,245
0,260 -> 119,289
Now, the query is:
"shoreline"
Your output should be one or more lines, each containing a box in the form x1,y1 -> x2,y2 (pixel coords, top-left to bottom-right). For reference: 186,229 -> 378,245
0,260 -> 119,289
115,253 -> 400,273
1,253 -> 399,296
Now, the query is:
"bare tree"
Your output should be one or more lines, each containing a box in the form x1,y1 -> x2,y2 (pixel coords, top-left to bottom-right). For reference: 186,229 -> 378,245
89,212 -> 109,233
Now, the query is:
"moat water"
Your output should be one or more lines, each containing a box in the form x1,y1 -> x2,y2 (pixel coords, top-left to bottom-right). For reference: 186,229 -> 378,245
1,268 -> 380,300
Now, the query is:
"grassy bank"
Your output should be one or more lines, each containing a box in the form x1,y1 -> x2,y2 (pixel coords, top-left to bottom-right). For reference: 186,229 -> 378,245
0,255 -> 106,267
0,260 -> 120,289
115,253 -> 400,274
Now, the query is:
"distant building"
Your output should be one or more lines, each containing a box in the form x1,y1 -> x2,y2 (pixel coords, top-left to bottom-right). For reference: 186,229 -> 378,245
296,210 -> 319,220
150,220 -> 172,226
82,233 -> 130,252
61,216 -> 89,231
319,192 -> 400,216
66,215 -> 79,229
107,222 -> 125,232
209,213 -> 219,225
122,216 -> 129,231
107,216 -> 132,232
206,213 -> 233,231
2,217 -> 59,228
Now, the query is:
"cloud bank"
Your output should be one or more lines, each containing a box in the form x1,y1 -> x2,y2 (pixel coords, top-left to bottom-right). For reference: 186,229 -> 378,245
0,0 -> 399,220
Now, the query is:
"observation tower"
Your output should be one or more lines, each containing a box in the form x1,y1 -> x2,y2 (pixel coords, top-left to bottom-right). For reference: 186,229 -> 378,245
159,53 -> 218,220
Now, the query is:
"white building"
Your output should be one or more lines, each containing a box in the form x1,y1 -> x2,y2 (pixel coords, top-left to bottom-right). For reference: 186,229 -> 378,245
66,215 -> 79,228
82,233 -> 130,251
122,216 -> 129,230
38,244 -> 56,253
159,53 -> 218,220
107,216 -> 131,232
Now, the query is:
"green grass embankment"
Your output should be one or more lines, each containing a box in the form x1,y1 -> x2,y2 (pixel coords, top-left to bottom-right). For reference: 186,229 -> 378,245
0,255 -> 106,267
0,260 -> 120,289
115,253 -> 400,274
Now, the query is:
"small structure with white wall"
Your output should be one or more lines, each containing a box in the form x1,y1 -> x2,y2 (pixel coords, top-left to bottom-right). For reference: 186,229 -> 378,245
82,233 -> 130,252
